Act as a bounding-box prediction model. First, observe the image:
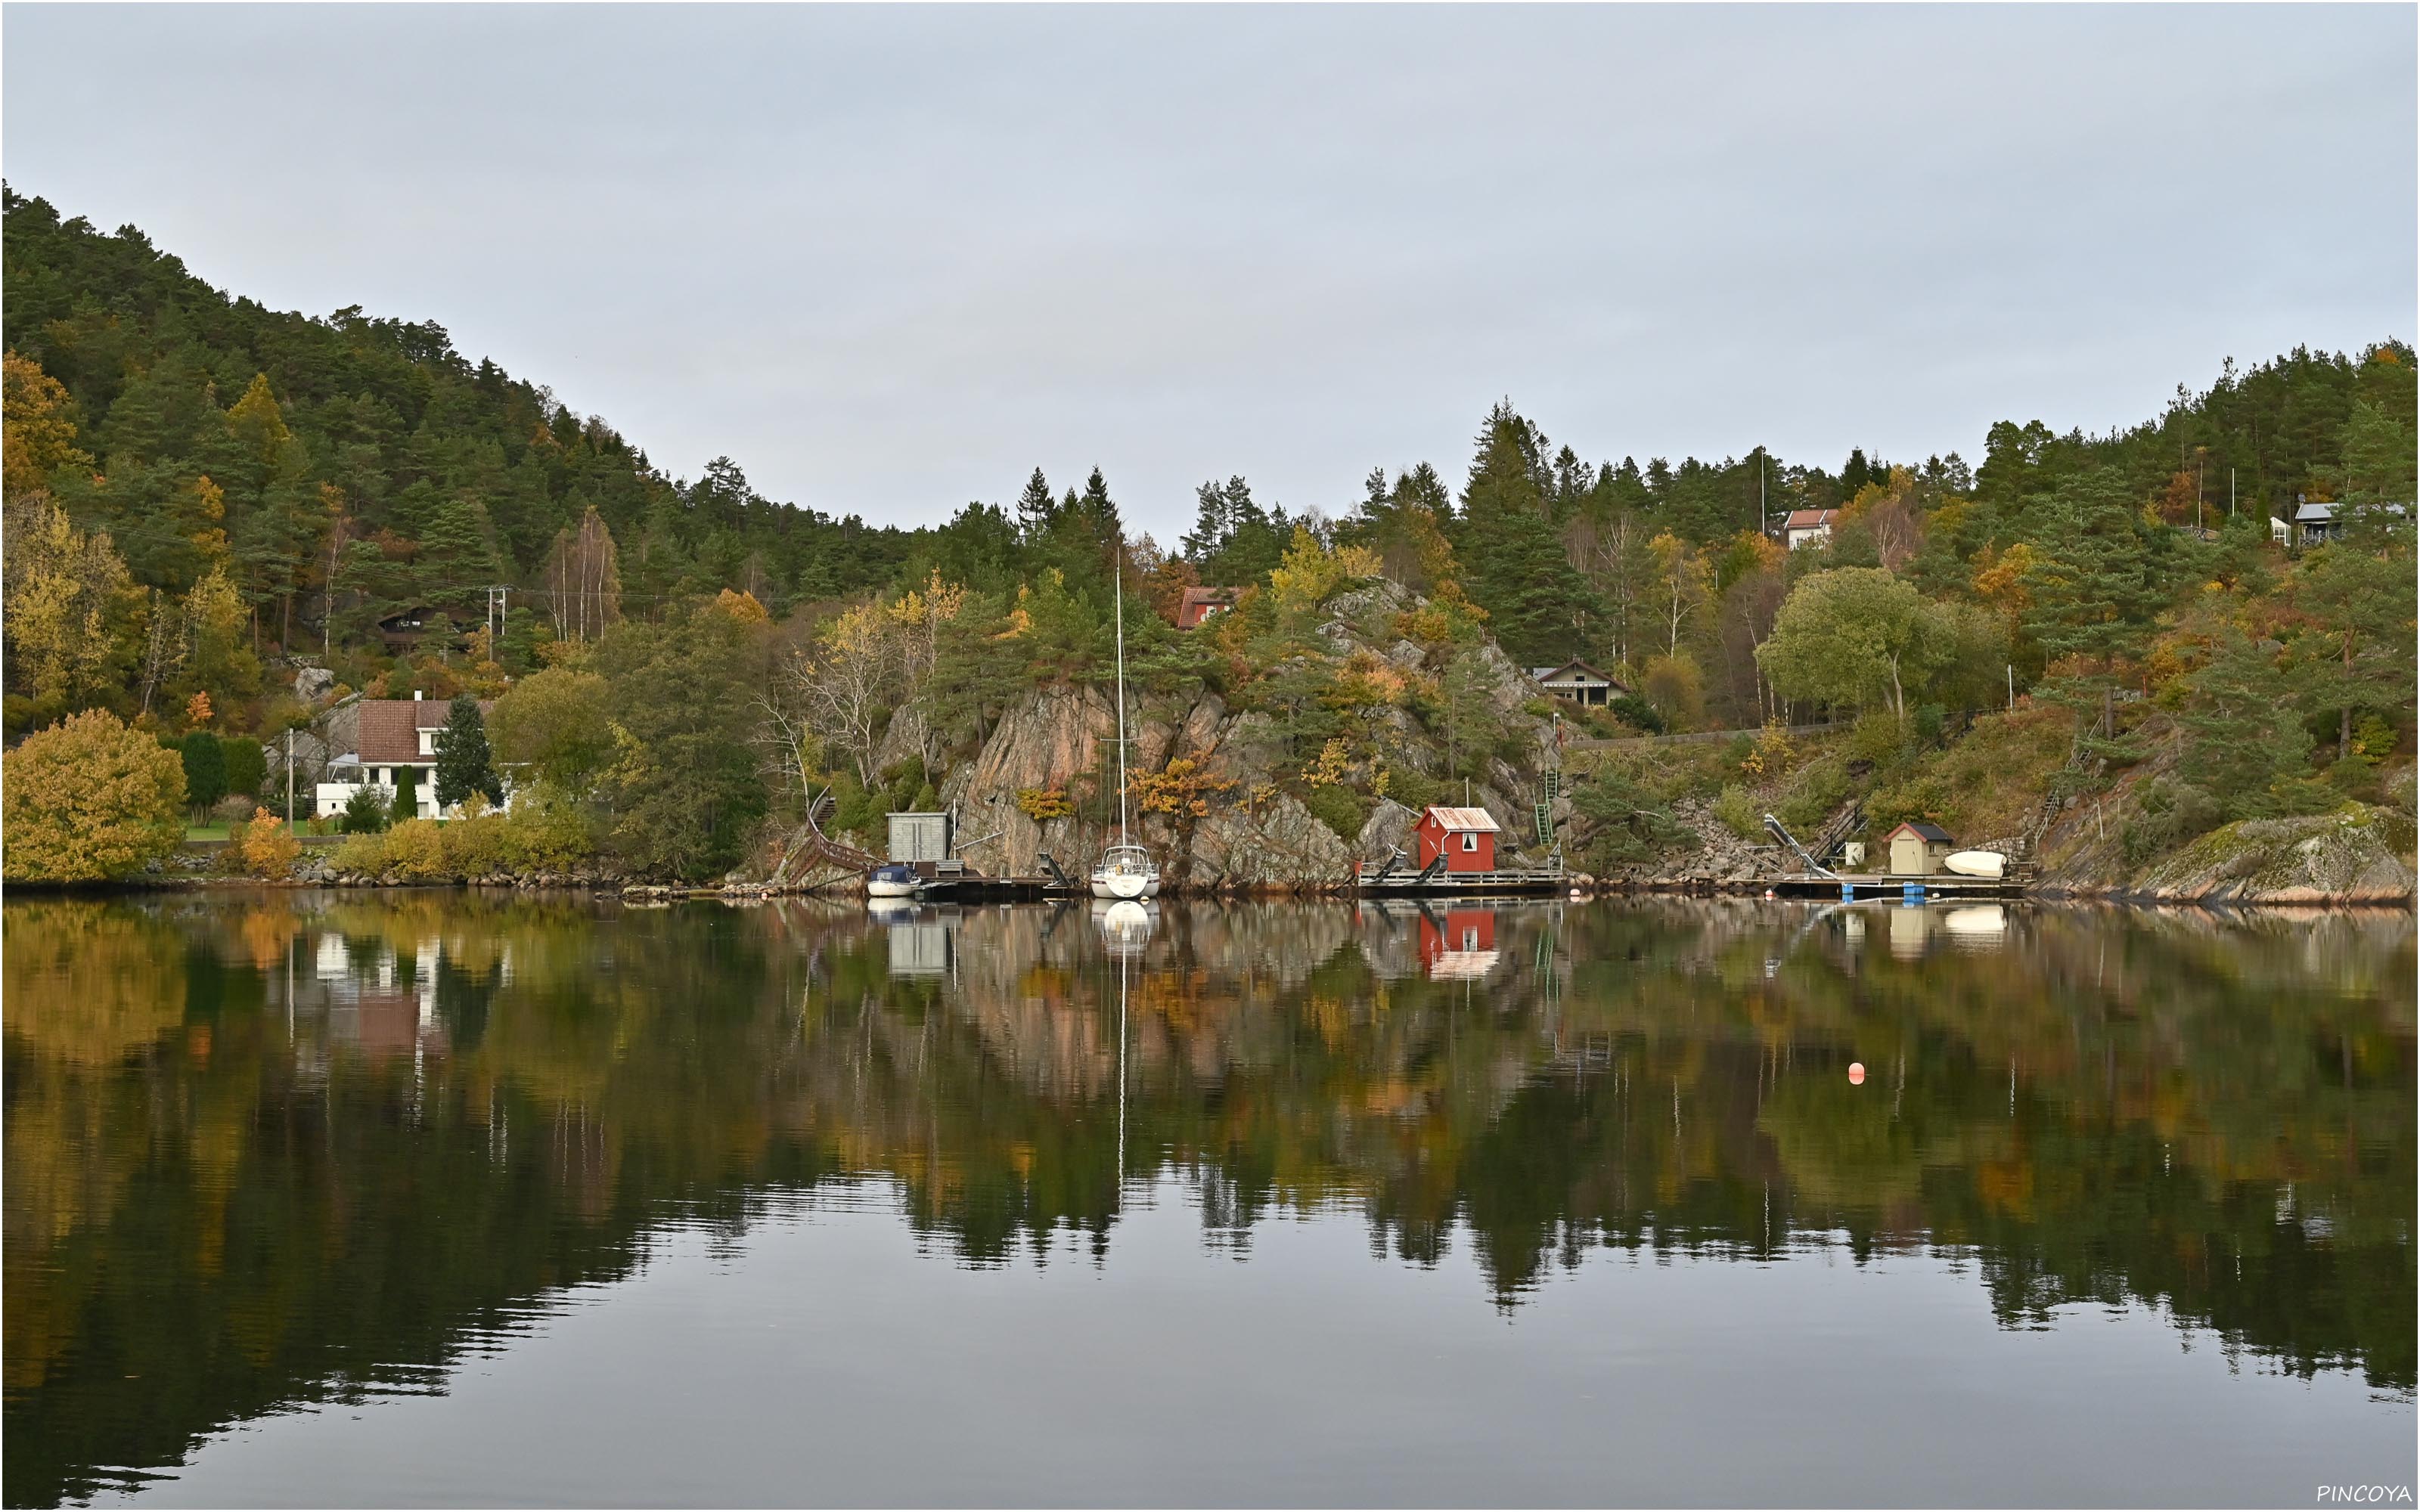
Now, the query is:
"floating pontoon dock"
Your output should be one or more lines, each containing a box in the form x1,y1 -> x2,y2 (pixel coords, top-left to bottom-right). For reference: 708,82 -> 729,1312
1769,872 -> 2030,901
1354,863 -> 1568,897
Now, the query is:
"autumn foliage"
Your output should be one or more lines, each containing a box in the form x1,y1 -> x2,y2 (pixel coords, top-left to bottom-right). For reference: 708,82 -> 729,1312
231,807 -> 302,880
1013,787 -> 1075,821
2,709 -> 187,881
1128,758 -> 1237,818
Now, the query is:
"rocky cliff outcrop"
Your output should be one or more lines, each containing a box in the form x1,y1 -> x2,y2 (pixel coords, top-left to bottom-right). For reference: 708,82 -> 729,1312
1355,799 -> 1419,861
915,581 -> 1562,891
2124,806 -> 2417,904
1187,794 -> 1357,888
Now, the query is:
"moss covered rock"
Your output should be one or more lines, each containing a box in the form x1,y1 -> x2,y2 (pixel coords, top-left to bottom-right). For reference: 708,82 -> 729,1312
2128,805 -> 2417,903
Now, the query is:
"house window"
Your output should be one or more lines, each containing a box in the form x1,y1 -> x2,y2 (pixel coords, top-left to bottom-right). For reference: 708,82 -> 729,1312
1460,832 -> 1478,853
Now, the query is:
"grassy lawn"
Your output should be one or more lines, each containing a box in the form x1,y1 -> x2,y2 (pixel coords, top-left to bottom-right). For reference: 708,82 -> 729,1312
185,820 -> 343,844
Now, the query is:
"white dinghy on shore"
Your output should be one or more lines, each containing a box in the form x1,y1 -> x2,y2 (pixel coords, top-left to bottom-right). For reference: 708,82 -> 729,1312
1943,850 -> 2007,880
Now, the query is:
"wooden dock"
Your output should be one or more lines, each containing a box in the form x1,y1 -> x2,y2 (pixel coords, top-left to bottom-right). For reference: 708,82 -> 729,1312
1770,872 -> 2030,900
915,873 -> 1079,900
1355,866 -> 1571,898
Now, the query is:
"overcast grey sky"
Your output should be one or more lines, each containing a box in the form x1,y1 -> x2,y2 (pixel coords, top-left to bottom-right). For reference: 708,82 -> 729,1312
5,4 -> 2412,538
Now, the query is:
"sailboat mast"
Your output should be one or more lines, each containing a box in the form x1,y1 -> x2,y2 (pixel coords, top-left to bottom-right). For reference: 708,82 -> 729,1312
1114,553 -> 1130,845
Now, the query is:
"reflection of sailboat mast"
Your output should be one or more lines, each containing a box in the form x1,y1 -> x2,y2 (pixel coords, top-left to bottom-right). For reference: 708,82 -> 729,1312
1116,947 -> 1128,1202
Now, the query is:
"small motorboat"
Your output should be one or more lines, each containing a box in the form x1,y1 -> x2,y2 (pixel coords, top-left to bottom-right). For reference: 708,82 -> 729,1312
1943,850 -> 2007,879
866,861 -> 921,899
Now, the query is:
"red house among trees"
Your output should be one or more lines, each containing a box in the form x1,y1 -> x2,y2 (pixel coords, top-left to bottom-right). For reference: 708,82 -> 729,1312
1415,806 -> 1500,872
1177,586 -> 1240,629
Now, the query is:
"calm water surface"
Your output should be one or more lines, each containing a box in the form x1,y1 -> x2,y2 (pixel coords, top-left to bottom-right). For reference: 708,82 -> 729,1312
4,893 -> 2412,1507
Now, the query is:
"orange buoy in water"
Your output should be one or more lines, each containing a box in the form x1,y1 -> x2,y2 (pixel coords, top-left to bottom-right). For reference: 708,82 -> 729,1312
1848,1062 -> 1866,1085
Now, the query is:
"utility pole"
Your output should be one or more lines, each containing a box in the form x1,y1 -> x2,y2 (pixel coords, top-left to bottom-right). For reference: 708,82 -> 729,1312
2007,665 -> 2015,711
1759,453 -> 1767,538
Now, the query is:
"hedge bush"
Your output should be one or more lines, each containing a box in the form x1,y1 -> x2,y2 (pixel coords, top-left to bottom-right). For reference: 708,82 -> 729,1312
330,792 -> 598,880
1302,783 -> 1373,844
1608,694 -> 1665,736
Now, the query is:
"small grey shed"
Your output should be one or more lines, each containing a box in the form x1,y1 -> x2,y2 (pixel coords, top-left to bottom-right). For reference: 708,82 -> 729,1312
886,811 -> 954,863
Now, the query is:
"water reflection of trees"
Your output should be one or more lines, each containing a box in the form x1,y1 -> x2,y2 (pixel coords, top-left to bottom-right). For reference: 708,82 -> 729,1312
3,894 -> 2411,1504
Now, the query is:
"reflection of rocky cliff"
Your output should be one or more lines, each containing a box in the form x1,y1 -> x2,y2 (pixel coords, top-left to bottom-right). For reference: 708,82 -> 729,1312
3,894 -> 2412,1504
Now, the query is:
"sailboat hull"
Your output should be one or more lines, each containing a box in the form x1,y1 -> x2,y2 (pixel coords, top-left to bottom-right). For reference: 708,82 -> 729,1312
1091,873 -> 1160,900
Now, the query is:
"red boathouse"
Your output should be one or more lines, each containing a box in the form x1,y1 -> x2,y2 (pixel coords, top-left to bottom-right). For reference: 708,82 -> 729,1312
1415,806 -> 1500,872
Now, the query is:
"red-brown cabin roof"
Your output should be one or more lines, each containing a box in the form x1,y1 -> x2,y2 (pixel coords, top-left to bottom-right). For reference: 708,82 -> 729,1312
1421,805 -> 1500,833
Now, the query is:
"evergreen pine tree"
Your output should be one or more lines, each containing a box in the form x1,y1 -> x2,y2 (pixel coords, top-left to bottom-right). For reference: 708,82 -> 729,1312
2018,471 -> 2162,689
340,783 -> 389,834
1460,403 -> 1596,662
2293,541 -> 2417,758
1841,448 -> 1874,497
2180,627 -> 2316,816
433,692 -> 504,809
178,731 -> 225,813
1192,476 -> 1283,582
416,497 -> 506,609
219,734 -> 266,801
1181,478 -> 1234,563
1072,466 -> 1122,545
1013,468 -> 1058,537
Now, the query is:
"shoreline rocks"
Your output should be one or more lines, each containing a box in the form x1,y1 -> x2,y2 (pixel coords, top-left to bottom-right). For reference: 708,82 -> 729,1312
2122,806 -> 2418,906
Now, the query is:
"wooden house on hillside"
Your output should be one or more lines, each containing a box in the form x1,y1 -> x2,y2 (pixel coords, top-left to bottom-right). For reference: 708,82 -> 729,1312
1177,586 -> 1241,629
1780,508 -> 1838,550
1528,659 -> 1627,708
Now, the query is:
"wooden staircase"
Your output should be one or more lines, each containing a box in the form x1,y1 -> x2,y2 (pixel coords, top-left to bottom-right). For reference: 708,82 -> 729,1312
1804,801 -> 1865,869
2010,744 -> 2093,885
767,790 -> 882,889
2010,790 -> 2062,884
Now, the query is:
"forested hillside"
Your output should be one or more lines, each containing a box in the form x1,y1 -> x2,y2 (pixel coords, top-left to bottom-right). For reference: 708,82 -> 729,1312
4,186 -> 2412,888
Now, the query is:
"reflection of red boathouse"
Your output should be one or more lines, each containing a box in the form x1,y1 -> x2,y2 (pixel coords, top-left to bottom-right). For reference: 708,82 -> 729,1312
1418,907 -> 1499,978
1357,804 -> 1562,896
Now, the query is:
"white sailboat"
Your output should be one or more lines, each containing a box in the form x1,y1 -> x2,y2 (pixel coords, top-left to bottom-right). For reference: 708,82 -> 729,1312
1090,555 -> 1162,900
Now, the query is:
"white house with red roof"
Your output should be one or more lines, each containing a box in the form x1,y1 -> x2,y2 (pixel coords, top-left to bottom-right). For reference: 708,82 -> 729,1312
315,694 -> 495,820
1780,508 -> 1838,550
